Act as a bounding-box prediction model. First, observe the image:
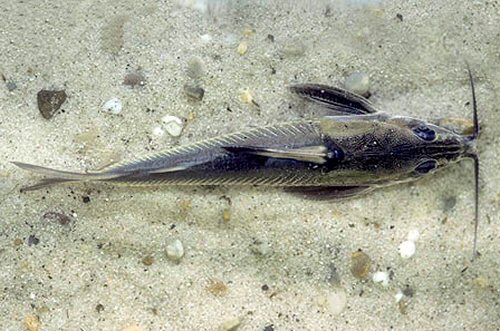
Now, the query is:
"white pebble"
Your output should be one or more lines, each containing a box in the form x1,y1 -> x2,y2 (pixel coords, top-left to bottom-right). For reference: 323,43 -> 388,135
219,317 -> 241,331
372,271 -> 389,287
152,126 -> 165,137
161,115 -> 184,137
102,97 -> 122,114
407,229 -> 420,242
327,290 -> 347,315
166,239 -> 184,261
200,34 -> 212,43
399,240 -> 416,259
394,290 -> 404,303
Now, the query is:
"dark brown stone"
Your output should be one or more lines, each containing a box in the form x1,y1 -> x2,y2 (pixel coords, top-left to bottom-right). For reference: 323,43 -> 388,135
37,89 -> 67,119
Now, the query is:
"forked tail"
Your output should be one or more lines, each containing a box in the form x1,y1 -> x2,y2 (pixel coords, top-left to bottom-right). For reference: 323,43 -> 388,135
12,162 -> 122,191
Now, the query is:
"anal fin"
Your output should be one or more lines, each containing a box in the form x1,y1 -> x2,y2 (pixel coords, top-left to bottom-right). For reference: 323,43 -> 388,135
285,185 -> 373,200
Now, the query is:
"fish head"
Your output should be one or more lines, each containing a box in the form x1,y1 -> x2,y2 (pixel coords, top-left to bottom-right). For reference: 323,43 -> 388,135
384,116 -> 476,178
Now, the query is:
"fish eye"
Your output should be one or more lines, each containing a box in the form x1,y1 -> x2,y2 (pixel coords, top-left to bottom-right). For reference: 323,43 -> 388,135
413,125 -> 436,141
414,159 -> 438,175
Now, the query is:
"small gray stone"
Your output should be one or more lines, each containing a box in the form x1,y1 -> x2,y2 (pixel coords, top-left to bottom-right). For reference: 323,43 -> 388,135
442,196 -> 457,212
183,83 -> 205,101
281,39 -> 306,58
250,239 -> 273,257
326,263 -> 341,285
123,71 -> 146,87
345,72 -> 370,97
186,56 -> 205,79
6,80 -> 17,91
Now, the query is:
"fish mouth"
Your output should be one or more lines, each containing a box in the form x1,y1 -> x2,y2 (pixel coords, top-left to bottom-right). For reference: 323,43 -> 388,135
463,136 -> 478,160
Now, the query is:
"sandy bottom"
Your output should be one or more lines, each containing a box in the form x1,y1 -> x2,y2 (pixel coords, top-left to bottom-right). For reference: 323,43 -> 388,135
0,1 -> 499,330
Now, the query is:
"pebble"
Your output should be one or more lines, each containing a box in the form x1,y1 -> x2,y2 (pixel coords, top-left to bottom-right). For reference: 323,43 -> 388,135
222,208 -> 231,223
102,97 -> 122,114
237,41 -> 248,55
473,276 -> 489,288
372,271 -> 390,286
344,72 -> 370,97
6,80 -> 17,91
394,289 -> 404,302
27,234 -> 40,246
95,303 -> 105,313
42,211 -> 73,225
206,279 -> 229,296
350,250 -> 372,280
250,239 -> 273,257
37,89 -> 67,119
395,286 -> 414,314
161,115 -> 184,137
240,89 -> 254,104
399,240 -> 416,258
100,15 -> 127,54
142,255 -> 154,266
327,290 -> 347,315
398,297 -> 410,314
442,195 -> 457,212
223,33 -> 239,47
316,289 -> 347,315
151,126 -> 165,137
326,263 -> 341,285
219,317 -> 241,331
281,39 -> 306,58
183,83 -> 205,101
243,27 -> 256,37
166,239 -> 184,261
123,71 -> 146,87
200,34 -> 212,43
23,314 -> 41,331
403,285 -> 415,297
121,326 -> 142,331
240,89 -> 259,108
186,56 -> 205,79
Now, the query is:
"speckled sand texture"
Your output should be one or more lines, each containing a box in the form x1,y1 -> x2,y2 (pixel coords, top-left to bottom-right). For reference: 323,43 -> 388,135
0,1 -> 499,330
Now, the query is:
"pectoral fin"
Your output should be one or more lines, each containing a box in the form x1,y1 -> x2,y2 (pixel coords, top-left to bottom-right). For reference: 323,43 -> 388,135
289,84 -> 378,115
223,145 -> 328,164
285,185 -> 374,200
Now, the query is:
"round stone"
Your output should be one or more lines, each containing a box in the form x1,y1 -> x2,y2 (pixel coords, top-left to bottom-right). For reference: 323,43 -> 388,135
399,240 -> 416,259
344,72 -> 370,96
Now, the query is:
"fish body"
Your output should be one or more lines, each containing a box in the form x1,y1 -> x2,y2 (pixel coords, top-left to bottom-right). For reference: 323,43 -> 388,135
14,71 -> 482,257
14,83 -> 477,200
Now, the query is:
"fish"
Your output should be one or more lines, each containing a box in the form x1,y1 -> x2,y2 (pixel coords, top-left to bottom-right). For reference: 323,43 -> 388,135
13,68 -> 480,258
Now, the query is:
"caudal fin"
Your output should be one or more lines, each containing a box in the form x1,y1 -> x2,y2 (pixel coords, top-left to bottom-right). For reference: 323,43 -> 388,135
12,161 -> 123,191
